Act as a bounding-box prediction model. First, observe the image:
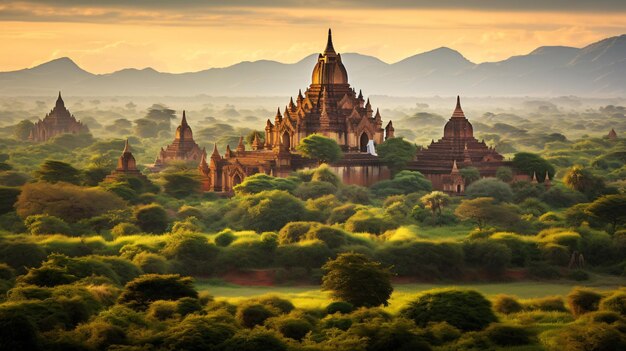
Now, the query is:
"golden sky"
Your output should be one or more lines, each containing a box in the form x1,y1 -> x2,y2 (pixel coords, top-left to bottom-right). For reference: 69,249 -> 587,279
1,1 -> 625,73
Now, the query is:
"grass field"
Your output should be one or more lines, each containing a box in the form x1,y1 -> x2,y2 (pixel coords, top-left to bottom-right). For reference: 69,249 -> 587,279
197,274 -> 625,313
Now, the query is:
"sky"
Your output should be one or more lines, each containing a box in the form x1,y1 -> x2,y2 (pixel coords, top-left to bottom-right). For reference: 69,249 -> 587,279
1,0 -> 625,73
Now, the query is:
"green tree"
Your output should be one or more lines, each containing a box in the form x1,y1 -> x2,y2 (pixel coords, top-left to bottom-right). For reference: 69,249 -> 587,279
585,194 -> 626,233
321,252 -> 393,307
496,166 -> 513,182
512,152 -> 555,180
16,182 -> 125,223
563,165 -> 606,199
163,172 -> 201,198
35,160 -> 81,184
371,170 -> 432,197
460,167 -> 480,185
134,204 -> 169,234
233,190 -> 308,232
454,197 -> 519,229
376,137 -> 417,175
0,186 -> 20,215
296,134 -> 343,164
13,120 -> 34,140
420,191 -> 450,216
117,274 -> 197,310
233,174 -> 299,195
465,178 -> 514,203
400,289 -> 497,331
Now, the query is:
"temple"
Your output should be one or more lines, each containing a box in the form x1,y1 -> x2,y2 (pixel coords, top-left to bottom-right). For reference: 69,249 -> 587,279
150,111 -> 207,171
104,139 -> 148,182
198,29 -> 392,192
607,128 -> 618,140
29,92 -> 89,142
406,96 -> 510,193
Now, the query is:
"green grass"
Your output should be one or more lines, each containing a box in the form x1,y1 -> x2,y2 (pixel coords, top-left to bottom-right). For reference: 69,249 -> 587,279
196,275 -> 624,313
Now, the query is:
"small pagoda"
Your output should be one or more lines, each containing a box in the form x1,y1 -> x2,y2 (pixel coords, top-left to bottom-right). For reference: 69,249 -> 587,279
29,92 -> 89,142
104,139 -> 148,182
151,111 -> 206,171
607,128 -> 618,140
407,96 -> 509,193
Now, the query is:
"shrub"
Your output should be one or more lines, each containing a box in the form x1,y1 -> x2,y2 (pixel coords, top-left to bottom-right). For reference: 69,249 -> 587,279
177,297 -> 203,316
278,221 -> 317,245
147,300 -> 178,320
24,214 -> 71,235
555,322 -> 626,351
214,230 -> 236,247
234,190 -> 308,232
370,170 -> 432,197
493,295 -> 523,314
78,320 -> 127,350
0,310 -> 41,351
236,302 -> 276,328
328,203 -> 358,224
524,296 -> 567,312
220,329 -> 287,351
326,301 -> 354,315
484,323 -> 532,346
117,274 -> 198,310
345,209 -> 394,234
134,204 -> 168,234
465,178 -> 514,203
600,291 -> 626,316
266,314 -> 313,341
566,270 -> 590,281
132,252 -> 168,274
305,225 -> 347,248
294,181 -> 337,200
400,289 -> 497,331
463,240 -> 512,276
110,222 -> 141,237
161,315 -> 236,351
566,288 -> 602,316
0,242 -> 47,273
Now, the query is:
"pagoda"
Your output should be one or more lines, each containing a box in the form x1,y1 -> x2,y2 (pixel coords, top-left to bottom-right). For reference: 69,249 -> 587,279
198,29 -> 393,192
607,128 -> 618,140
29,92 -> 89,142
263,29 -> 392,152
104,139 -> 147,182
407,96 -> 508,193
151,111 -> 206,171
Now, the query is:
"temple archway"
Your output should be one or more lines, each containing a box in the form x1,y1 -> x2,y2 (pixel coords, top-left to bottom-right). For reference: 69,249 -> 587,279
233,174 -> 242,187
282,131 -> 291,149
456,184 -> 462,193
359,132 -> 369,152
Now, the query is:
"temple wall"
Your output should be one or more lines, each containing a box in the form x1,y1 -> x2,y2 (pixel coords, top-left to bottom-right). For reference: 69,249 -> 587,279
328,164 -> 390,187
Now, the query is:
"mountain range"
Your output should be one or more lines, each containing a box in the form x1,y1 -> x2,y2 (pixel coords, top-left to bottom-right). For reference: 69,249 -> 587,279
1,34 -> 626,97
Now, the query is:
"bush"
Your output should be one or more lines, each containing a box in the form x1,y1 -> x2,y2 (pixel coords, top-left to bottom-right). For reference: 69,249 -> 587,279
294,181 -> 337,200
370,170 -> 432,197
278,222 -> 317,245
400,289 -> 497,331
220,329 -> 287,351
111,222 -> 141,237
117,274 -> 198,310
566,269 -> 590,281
465,178 -> 514,203
493,295 -> 523,314
133,252 -> 168,274
161,315 -> 236,351
345,209 -> 394,234
234,190 -> 308,232
0,186 -> 20,215
484,323 -> 532,346
600,291 -> 626,316
0,242 -> 47,273
463,240 -> 512,276
148,300 -> 178,320
326,301 -> 354,315
305,225 -> 347,248
524,296 -> 567,312
24,214 -> 71,235
236,302 -> 276,328
266,314 -> 313,341
555,322 -> 626,351
0,310 -> 41,351
134,204 -> 168,234
214,230 -> 236,247
567,288 -> 602,316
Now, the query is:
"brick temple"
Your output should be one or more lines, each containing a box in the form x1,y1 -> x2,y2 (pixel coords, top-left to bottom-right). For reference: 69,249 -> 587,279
150,111 -> 207,171
197,29 -> 393,192
29,92 -> 89,142
104,139 -> 148,183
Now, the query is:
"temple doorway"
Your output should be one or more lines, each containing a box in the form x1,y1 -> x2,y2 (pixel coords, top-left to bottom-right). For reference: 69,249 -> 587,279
233,174 -> 242,187
457,184 -> 462,193
359,133 -> 368,152
282,132 -> 291,149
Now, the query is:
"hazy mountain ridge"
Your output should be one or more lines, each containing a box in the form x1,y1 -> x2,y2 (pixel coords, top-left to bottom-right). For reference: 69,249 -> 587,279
1,34 -> 625,97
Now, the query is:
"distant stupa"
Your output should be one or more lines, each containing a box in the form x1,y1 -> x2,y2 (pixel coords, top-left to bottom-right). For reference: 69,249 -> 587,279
29,92 -> 89,142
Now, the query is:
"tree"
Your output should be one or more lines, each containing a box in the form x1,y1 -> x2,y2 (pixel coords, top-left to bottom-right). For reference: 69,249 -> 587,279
370,170 -> 432,197
233,174 -> 299,195
321,252 -> 393,307
117,274 -> 197,310
296,134 -> 343,164
465,178 -> 514,203
376,137 -> 417,175
233,190 -> 308,232
24,214 -> 71,235
134,204 -> 169,234
454,197 -> 519,229
0,186 -> 20,215
35,160 -> 81,184
563,165 -> 606,199
163,172 -> 201,198
512,152 -> 555,180
400,289 -> 497,331
13,120 -> 34,140
420,191 -> 450,216
586,194 -> 626,233
460,167 -> 480,185
496,166 -> 513,182
16,182 -> 125,223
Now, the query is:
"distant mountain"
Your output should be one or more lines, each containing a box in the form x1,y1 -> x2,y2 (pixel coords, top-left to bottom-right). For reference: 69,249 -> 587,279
1,35 -> 625,97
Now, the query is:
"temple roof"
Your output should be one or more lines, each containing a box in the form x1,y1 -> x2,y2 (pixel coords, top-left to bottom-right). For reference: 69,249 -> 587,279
324,28 -> 336,56
451,95 -> 465,118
